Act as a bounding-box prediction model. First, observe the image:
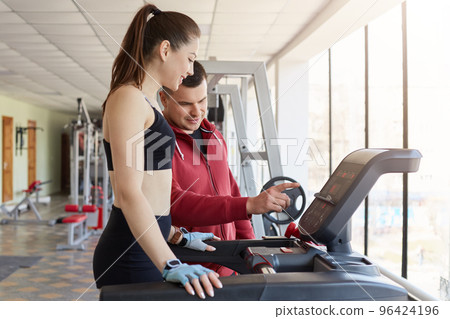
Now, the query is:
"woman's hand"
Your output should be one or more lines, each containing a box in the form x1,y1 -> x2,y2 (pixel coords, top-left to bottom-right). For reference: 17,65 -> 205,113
180,228 -> 221,252
162,262 -> 222,299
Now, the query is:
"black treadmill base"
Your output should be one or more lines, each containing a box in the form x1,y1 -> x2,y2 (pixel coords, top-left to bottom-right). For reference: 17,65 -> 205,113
100,272 -> 408,301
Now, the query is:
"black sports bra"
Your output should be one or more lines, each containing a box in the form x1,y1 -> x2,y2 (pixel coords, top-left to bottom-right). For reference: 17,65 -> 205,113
103,96 -> 175,172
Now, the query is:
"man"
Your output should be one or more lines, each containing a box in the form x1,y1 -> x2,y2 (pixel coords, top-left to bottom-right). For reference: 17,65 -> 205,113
160,61 -> 298,276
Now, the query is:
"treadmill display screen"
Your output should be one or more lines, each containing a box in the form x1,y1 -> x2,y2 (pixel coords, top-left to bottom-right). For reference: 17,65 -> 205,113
299,163 -> 364,236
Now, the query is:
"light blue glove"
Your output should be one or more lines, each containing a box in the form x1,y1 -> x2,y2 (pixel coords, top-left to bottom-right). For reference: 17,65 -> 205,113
180,227 -> 215,251
162,262 -> 212,286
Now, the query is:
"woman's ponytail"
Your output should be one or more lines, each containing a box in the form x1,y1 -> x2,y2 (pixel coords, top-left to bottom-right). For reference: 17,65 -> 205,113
102,3 -> 200,114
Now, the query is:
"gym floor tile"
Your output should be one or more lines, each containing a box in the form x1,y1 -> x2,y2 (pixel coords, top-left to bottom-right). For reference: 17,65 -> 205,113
71,287 -> 96,294
11,272 -> 29,277
0,194 -> 101,301
47,261 -> 66,266
39,293 -> 64,299
38,269 -> 58,274
79,278 -> 95,284
50,282 -> 72,288
17,286 -> 40,292
66,265 -> 85,270
57,273 -> 79,279
7,298 -> 29,301
29,277 -> 52,282
0,281 -> 19,287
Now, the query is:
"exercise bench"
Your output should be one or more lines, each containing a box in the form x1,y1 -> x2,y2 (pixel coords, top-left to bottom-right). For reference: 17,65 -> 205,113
1,180 -> 54,225
56,204 -> 96,250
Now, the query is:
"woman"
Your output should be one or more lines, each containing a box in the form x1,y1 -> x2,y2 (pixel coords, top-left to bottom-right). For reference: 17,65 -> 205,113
93,4 -> 222,299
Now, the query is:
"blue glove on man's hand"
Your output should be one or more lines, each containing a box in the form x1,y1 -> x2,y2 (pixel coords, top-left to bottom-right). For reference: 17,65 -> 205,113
179,227 -> 215,251
162,261 -> 212,286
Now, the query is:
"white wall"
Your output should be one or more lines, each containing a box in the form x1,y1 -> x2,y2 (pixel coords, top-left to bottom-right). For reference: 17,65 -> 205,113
0,94 -> 74,202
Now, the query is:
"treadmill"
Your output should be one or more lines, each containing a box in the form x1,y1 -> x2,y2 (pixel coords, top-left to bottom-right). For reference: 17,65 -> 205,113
100,148 -> 422,301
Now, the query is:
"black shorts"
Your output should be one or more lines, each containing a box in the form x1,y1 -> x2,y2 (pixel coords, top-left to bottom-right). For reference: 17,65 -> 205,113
92,205 -> 171,288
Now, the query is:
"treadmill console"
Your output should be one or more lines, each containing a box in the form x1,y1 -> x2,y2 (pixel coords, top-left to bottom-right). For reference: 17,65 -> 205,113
299,149 -> 421,249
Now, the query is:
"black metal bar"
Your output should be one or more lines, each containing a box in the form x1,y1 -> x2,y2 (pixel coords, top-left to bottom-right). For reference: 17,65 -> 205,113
328,49 -> 332,177
364,25 -> 369,256
401,1 -> 409,279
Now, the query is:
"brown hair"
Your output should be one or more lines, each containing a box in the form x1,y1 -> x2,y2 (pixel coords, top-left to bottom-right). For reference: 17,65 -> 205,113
102,4 -> 201,113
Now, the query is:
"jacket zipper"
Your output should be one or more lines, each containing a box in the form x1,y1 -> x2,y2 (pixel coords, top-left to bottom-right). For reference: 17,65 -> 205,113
199,143 -> 226,274
203,155 -> 219,195
199,141 -> 227,242
198,126 -> 221,196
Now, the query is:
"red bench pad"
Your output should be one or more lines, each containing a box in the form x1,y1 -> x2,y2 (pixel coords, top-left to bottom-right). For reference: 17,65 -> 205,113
23,180 -> 41,193
82,205 -> 97,213
62,214 -> 87,223
65,204 -> 79,212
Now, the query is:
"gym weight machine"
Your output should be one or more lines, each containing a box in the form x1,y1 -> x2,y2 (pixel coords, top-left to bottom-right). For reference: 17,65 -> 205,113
65,98 -> 110,229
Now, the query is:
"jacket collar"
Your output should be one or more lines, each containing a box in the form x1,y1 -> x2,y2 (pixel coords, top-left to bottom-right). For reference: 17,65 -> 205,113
170,118 -> 222,160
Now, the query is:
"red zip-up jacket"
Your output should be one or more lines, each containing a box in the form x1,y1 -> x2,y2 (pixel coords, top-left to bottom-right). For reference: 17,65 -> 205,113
169,119 -> 255,276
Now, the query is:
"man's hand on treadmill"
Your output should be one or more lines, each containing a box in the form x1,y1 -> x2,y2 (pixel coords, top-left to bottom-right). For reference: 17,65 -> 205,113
246,182 -> 300,215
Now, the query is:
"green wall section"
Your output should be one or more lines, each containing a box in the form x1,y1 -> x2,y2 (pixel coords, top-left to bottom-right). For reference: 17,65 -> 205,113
0,95 -> 75,202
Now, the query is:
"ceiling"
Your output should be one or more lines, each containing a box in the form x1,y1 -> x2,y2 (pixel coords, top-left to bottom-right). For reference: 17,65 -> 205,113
0,0 -> 401,116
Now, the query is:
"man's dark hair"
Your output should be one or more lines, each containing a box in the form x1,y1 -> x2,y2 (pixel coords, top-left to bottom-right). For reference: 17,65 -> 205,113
182,60 -> 207,88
